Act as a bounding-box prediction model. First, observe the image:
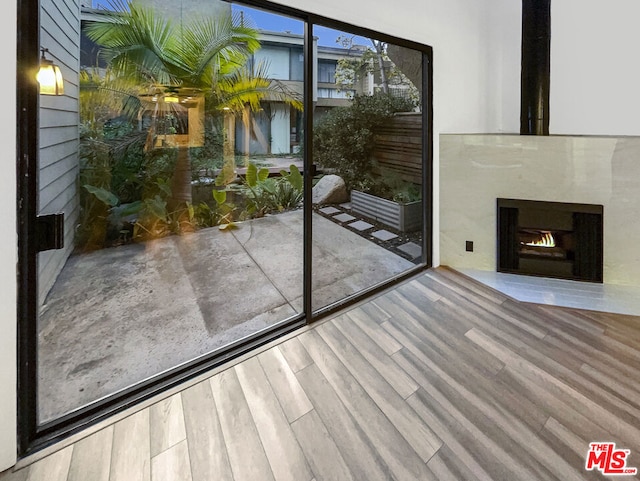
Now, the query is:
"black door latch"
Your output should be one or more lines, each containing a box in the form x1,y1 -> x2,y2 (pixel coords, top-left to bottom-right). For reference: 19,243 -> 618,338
36,213 -> 64,252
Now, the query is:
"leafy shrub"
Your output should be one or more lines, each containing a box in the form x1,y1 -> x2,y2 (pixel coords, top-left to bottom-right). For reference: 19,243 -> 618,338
312,93 -> 414,189
364,169 -> 422,204
189,116 -> 226,179
270,164 -> 303,210
236,163 -> 303,218
77,121 -> 149,250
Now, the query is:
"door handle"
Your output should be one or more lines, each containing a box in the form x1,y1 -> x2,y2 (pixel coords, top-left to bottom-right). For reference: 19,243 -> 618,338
36,213 -> 64,252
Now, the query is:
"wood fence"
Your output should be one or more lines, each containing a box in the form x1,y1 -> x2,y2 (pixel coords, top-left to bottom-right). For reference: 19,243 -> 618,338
371,113 -> 423,185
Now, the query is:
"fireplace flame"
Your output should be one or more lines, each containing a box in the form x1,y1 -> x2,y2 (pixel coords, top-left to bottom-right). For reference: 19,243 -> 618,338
525,231 -> 556,248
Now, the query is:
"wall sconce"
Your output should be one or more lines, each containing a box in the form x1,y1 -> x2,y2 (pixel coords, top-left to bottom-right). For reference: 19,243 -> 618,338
36,48 -> 64,96
164,95 -> 179,103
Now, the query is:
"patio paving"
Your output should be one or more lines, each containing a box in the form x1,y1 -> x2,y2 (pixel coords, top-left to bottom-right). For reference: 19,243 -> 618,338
348,220 -> 375,231
333,213 -> 356,223
372,229 -> 399,241
37,211 -> 414,422
319,206 -> 340,215
398,241 -> 423,260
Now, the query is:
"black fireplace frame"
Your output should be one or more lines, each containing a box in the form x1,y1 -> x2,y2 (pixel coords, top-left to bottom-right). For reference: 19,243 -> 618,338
497,198 -> 604,283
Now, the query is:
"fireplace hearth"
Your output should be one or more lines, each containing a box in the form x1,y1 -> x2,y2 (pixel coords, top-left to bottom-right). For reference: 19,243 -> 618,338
497,199 -> 603,282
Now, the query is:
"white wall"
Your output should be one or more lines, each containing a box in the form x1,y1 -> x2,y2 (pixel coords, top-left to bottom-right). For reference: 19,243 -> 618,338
1,0 -> 17,471
551,0 -> 640,136
254,46 -> 291,80
137,0 -> 230,19
440,135 -> 640,287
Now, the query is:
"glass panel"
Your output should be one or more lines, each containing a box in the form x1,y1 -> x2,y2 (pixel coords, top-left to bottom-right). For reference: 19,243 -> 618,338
37,0 -> 305,423
290,47 -> 304,82
311,26 -> 424,312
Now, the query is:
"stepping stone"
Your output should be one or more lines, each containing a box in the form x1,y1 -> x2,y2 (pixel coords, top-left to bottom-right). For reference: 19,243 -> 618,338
372,230 -> 398,241
340,202 -> 352,210
333,213 -> 356,223
319,206 -> 341,215
348,220 -> 374,231
398,242 -> 422,259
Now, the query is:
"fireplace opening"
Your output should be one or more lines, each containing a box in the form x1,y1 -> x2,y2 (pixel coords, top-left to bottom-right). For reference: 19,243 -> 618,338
518,229 -> 572,260
498,199 -> 603,282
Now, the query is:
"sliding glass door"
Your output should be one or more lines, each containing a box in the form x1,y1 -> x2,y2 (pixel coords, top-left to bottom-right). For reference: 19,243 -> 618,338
37,0 -> 306,423
310,23 -> 426,313
21,0 -> 431,453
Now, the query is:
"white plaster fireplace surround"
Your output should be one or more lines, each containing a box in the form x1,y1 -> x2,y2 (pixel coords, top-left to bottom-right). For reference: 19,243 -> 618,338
439,134 -> 640,287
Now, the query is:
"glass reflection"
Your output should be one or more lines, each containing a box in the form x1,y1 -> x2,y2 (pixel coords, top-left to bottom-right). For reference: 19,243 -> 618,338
311,29 -> 424,312
38,0 -> 304,422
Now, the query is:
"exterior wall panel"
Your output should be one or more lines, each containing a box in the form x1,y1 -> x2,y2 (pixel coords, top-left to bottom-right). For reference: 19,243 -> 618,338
38,0 -> 81,302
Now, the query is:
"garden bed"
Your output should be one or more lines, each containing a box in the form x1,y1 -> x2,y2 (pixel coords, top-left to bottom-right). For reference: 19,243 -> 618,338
351,189 -> 422,232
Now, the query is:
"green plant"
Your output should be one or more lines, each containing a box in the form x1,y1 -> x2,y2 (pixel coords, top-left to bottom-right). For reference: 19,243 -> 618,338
133,195 -> 171,240
83,176 -> 198,244
236,163 -> 303,218
391,183 -> 421,203
274,165 -> 303,210
210,182 -> 238,229
279,164 -> 303,192
189,118 -> 225,180
312,92 -> 414,189
77,90 -> 169,251
240,162 -> 276,217
85,1 -> 302,207
274,182 -> 303,210
362,169 -> 421,204
82,184 -> 144,246
132,177 -> 200,240
192,201 -> 232,229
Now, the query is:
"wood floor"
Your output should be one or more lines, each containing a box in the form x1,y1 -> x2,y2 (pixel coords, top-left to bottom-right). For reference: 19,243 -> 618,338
3,267 -> 640,481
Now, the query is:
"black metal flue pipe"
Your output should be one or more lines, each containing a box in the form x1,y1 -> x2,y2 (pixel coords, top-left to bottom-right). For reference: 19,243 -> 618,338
520,0 -> 551,135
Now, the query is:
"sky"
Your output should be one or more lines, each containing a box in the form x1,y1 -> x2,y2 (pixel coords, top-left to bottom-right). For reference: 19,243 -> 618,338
232,4 -> 371,48
90,1 -> 371,48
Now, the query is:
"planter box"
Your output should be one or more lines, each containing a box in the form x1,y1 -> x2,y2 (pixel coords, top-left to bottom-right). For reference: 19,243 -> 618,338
351,190 -> 421,232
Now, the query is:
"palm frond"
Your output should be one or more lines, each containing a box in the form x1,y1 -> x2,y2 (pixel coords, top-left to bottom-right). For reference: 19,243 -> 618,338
82,1 -> 301,145
175,14 -> 260,89
80,68 -> 142,125
84,1 -> 183,86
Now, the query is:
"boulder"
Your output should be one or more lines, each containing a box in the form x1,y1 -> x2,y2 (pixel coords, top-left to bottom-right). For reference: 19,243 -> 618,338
312,174 -> 349,205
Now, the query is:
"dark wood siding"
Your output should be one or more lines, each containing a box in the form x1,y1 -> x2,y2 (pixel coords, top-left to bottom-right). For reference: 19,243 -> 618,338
372,112 -> 422,185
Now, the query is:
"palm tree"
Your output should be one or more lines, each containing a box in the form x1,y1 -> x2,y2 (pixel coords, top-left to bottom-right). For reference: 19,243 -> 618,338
84,0 -> 302,209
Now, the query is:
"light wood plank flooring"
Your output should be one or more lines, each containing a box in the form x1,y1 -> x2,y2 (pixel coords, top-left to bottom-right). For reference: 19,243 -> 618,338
3,267 -> 640,480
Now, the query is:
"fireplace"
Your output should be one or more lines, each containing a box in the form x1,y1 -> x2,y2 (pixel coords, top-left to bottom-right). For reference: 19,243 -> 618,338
497,199 -> 603,282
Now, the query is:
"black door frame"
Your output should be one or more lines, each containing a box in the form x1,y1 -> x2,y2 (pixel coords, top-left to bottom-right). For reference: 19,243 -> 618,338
16,0 -> 433,457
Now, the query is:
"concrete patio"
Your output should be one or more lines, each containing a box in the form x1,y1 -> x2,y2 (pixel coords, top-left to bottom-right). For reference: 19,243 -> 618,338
38,211 -> 415,422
